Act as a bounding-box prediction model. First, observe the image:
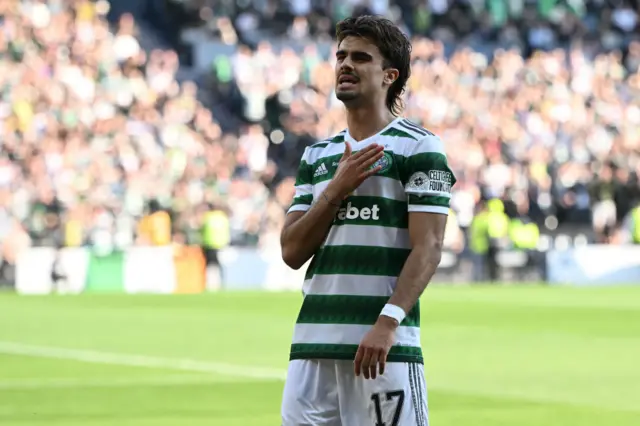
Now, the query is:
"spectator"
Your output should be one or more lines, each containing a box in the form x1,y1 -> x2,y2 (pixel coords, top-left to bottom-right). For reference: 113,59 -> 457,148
1,0 -> 639,261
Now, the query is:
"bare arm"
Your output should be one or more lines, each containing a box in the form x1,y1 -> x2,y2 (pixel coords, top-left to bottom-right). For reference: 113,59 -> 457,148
280,190 -> 342,270
386,212 -> 447,316
354,132 -> 455,379
281,142 -> 384,269
354,212 -> 447,379
386,135 -> 452,313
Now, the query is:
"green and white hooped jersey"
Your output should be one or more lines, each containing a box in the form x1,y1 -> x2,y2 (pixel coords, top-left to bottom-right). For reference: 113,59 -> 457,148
287,117 -> 456,364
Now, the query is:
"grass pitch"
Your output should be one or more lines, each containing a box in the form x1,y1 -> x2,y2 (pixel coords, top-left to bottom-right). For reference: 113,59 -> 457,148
0,285 -> 639,425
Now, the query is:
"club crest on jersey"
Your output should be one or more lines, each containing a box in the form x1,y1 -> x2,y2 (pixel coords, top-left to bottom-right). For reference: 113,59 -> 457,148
370,151 -> 393,174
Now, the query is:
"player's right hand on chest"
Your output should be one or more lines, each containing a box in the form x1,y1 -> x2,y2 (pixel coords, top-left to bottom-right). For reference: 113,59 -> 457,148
328,142 -> 384,199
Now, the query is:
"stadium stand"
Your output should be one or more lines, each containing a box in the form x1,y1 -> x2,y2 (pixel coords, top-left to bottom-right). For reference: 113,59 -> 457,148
1,0 -> 640,287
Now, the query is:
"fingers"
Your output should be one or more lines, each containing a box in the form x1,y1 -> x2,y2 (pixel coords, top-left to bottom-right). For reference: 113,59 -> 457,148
378,349 -> 387,377
369,354 -> 378,380
367,348 -> 387,379
355,346 -> 389,380
336,143 -> 385,194
354,345 -> 364,376
340,141 -> 352,162
359,150 -> 385,172
352,143 -> 383,160
353,146 -> 384,181
360,165 -> 383,179
360,348 -> 373,379
361,348 -> 386,379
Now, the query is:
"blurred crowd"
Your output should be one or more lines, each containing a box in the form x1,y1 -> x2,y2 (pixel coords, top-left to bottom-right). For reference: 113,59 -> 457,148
0,0 -> 291,276
204,0 -> 640,247
182,0 -> 640,51
1,0 -> 640,285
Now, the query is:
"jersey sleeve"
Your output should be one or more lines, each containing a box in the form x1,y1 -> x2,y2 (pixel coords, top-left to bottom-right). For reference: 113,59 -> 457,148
288,147 -> 314,214
402,134 -> 456,215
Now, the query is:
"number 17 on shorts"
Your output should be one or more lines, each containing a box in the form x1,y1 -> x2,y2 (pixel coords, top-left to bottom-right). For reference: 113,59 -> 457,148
366,363 -> 428,426
281,360 -> 429,426
371,390 -> 405,426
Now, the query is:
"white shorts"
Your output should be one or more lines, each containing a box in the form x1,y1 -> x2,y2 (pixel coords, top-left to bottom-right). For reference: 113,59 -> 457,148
281,359 -> 428,426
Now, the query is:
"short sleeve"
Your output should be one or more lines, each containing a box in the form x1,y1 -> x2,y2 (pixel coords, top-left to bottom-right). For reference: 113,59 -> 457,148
288,147 -> 314,214
402,135 -> 456,215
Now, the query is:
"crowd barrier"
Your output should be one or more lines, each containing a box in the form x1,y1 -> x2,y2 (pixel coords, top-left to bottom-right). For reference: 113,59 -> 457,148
16,246 -> 196,295
14,245 -> 309,295
12,245 -> 640,294
546,246 -> 640,286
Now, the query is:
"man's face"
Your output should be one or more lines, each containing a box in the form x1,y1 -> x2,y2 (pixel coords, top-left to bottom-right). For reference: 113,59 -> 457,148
334,36 -> 396,108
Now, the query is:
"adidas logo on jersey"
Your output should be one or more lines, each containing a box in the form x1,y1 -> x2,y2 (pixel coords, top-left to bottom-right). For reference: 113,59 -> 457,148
314,163 -> 329,178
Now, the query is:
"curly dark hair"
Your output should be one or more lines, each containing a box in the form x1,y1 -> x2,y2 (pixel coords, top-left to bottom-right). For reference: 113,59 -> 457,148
336,15 -> 412,115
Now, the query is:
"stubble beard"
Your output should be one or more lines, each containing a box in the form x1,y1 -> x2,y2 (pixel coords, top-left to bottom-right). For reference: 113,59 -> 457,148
336,90 -> 361,108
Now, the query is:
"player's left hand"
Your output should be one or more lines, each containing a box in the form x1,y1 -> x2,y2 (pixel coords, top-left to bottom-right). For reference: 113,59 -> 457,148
354,316 -> 397,380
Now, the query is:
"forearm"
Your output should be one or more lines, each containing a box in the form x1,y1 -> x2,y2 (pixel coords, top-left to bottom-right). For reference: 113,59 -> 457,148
387,243 -> 442,316
281,186 -> 342,269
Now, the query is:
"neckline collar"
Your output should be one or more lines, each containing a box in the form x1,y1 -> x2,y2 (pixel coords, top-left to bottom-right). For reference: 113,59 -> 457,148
343,116 -> 403,146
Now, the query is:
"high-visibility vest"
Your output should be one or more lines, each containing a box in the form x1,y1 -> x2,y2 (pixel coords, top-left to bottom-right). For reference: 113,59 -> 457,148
509,219 -> 540,250
487,211 -> 509,239
202,210 -> 230,249
632,207 -> 640,244
486,199 -> 509,240
469,211 -> 489,254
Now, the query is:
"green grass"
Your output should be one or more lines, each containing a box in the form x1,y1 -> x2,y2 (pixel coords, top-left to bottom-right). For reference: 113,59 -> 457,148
0,285 -> 639,425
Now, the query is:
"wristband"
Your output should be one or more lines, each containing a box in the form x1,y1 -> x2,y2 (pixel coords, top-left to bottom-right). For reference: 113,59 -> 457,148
380,303 -> 406,324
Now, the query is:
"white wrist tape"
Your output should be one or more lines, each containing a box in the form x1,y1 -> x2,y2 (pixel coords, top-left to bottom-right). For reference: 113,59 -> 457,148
380,303 -> 406,324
